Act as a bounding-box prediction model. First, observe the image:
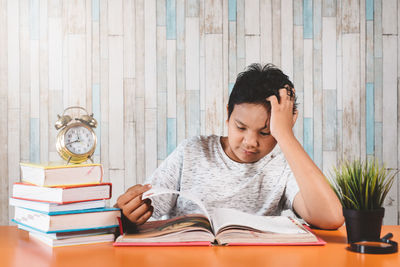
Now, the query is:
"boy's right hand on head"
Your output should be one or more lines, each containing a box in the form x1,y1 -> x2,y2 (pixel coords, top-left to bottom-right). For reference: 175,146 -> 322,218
115,184 -> 154,225
266,86 -> 297,141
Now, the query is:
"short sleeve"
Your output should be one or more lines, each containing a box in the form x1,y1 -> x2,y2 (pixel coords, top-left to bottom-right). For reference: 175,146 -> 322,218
144,139 -> 187,218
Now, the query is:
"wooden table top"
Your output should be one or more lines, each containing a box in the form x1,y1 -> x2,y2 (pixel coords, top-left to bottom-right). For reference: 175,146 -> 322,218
1,225 -> 399,267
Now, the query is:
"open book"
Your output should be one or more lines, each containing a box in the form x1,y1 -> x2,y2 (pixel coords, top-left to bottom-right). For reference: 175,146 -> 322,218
114,188 -> 325,246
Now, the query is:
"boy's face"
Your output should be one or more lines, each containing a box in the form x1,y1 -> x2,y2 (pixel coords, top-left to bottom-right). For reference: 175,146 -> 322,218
223,103 -> 277,163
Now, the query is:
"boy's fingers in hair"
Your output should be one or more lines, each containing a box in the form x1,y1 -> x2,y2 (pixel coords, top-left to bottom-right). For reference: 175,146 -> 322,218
279,88 -> 290,101
136,206 -> 154,225
290,87 -> 296,100
283,85 -> 295,99
117,184 -> 152,207
266,95 -> 278,106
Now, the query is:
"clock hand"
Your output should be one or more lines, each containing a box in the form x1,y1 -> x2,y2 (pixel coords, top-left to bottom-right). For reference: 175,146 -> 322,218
66,139 -> 80,145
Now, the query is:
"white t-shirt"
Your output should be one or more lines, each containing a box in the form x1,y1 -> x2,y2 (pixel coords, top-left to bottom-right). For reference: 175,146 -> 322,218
145,135 -> 299,219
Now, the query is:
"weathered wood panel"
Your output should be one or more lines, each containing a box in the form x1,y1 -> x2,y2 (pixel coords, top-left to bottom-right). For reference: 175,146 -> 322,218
271,0 -> 281,67
382,35 -> 398,224
99,0 -> 110,181
123,0 -> 136,79
341,0 -> 359,33
8,0 -> 20,221
281,0 -> 293,79
135,0 -> 145,182
204,0 -> 223,34
176,0 -> 185,144
39,0 -> 49,163
157,26 -> 167,161
382,0 -> 397,35
293,24 -> 303,145
342,33 -> 361,160
185,17 -> 200,91
205,34 -> 224,135
108,0 -> 123,36
303,39 -> 313,118
313,0 -> 322,168
0,0 -> 8,225
260,0 -> 272,64
19,0 -> 30,162
360,0 -> 367,161
244,0 -> 259,35
108,36 -> 124,170
245,35 -> 260,66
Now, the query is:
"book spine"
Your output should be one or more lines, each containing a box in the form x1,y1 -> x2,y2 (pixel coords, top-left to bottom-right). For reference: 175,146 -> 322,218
117,217 -> 123,236
13,219 -> 119,234
23,207 -> 120,215
12,196 -> 111,205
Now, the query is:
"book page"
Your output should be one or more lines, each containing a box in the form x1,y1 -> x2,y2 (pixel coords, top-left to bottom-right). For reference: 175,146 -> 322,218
211,208 -> 307,235
142,187 -> 212,222
131,214 -> 213,238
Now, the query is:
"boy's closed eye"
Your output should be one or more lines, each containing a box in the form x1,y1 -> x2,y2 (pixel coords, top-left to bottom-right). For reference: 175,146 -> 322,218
260,131 -> 271,136
235,123 -> 271,136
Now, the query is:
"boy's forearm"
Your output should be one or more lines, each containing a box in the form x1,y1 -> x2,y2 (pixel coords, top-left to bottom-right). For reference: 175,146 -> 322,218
276,134 -> 344,228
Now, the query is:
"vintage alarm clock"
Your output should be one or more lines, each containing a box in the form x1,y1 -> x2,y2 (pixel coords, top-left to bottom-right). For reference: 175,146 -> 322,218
55,106 -> 98,164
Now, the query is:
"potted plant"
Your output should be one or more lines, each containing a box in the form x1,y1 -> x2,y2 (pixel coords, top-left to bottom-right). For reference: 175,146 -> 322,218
330,159 -> 398,243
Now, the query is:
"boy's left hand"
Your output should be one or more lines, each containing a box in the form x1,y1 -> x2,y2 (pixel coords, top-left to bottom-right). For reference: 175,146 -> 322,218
266,86 -> 298,141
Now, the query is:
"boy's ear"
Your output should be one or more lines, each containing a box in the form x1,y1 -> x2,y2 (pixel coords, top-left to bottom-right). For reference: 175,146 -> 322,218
225,105 -> 230,125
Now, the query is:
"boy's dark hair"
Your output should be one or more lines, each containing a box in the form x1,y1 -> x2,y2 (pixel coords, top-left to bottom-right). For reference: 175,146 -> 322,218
227,63 -> 297,119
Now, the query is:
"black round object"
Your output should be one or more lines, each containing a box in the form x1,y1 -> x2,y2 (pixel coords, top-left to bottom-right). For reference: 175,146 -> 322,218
348,233 -> 398,254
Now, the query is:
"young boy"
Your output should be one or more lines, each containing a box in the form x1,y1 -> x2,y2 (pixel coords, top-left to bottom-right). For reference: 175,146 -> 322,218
116,64 -> 344,230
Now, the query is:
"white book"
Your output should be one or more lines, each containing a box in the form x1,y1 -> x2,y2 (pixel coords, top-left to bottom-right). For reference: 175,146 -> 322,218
12,183 -> 111,204
13,206 -> 120,233
10,198 -> 106,213
29,232 -> 115,247
18,224 -> 116,240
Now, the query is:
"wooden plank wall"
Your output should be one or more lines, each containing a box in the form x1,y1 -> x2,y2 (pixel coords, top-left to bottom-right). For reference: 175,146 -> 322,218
0,0 -> 399,225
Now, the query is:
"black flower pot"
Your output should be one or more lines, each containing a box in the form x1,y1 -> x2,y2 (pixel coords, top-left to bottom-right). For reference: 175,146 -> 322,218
343,208 -> 385,243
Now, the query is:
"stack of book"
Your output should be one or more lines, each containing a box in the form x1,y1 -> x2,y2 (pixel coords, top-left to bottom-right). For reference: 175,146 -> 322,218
10,162 -> 121,247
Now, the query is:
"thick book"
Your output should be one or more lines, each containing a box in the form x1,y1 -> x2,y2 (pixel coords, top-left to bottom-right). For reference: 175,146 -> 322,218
114,188 -> 325,246
12,206 -> 121,233
10,198 -> 106,213
12,182 -> 112,204
20,162 -> 103,186
18,224 -> 116,239
29,232 -> 115,247
20,224 -> 116,247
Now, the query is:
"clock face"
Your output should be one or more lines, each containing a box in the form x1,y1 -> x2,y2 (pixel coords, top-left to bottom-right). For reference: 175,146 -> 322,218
64,126 -> 95,155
